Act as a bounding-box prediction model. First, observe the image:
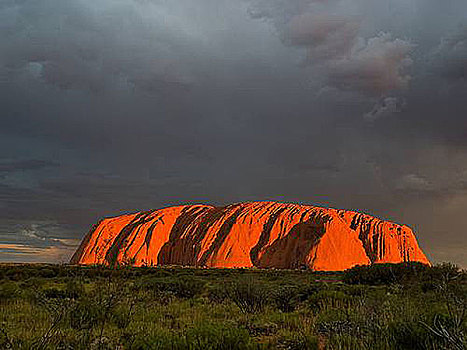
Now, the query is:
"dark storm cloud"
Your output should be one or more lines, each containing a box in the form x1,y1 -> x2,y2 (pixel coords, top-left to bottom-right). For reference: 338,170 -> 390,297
364,96 -> 405,121
286,13 -> 361,61
0,0 -> 199,92
1,0 -> 467,266
249,0 -> 414,99
326,33 -> 413,95
431,24 -> 467,81
0,159 -> 59,173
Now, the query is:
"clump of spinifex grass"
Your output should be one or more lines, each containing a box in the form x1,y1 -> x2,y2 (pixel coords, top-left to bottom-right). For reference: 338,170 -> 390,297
0,263 -> 465,349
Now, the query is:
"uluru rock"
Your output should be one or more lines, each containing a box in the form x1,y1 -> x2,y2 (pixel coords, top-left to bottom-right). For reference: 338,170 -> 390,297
71,201 -> 430,271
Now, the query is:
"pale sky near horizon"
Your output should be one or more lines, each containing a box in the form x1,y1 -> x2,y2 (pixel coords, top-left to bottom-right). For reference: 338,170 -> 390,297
1,0 -> 467,267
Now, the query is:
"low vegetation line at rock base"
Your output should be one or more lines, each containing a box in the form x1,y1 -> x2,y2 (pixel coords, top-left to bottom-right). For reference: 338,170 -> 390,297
0,262 -> 465,350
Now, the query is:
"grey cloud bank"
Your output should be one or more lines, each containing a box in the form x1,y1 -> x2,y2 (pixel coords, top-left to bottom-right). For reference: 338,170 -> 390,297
1,0 -> 467,266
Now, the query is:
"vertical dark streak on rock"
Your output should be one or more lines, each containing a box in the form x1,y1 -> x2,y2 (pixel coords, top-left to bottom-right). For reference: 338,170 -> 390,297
190,207 -> 227,265
299,209 -> 309,223
398,227 -> 407,262
379,225 -> 384,260
144,218 -> 162,250
225,246 -> 233,259
350,214 -> 359,230
90,226 -> 106,255
125,214 -> 157,255
198,205 -> 243,266
371,221 -> 382,262
132,216 -> 164,258
191,207 -> 225,245
156,206 -> 206,265
249,207 -> 287,266
104,211 -> 154,266
258,214 -> 329,269
70,219 -> 104,264
356,216 -> 378,263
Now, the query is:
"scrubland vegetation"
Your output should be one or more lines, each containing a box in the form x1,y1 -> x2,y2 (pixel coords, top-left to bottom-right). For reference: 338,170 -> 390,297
0,262 -> 465,349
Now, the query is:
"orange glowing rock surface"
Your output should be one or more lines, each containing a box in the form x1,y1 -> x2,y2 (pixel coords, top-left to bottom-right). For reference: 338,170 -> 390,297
71,201 -> 430,271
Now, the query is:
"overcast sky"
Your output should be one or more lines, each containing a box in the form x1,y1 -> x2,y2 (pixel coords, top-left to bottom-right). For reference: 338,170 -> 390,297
1,0 -> 467,266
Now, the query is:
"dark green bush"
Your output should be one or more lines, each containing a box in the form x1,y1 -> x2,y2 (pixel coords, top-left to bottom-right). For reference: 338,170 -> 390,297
271,285 -> 300,312
307,290 -> 355,311
419,263 -> 465,293
37,267 -> 59,278
156,276 -> 205,299
0,281 -> 19,300
297,284 -> 319,302
110,305 -> 133,329
135,275 -> 205,299
65,279 -> 85,299
343,262 -> 467,289
184,323 -> 256,350
226,279 -> 269,313
343,262 -> 430,285
421,314 -> 467,350
41,281 -> 84,300
4,267 -> 25,281
69,299 -> 100,330
388,320 -> 431,350
207,284 -> 229,304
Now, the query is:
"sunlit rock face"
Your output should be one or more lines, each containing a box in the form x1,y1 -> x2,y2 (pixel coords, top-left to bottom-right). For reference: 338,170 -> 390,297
71,201 -> 430,271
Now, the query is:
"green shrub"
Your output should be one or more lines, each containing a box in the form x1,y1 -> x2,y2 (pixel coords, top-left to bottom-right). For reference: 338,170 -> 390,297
157,276 -> 205,299
343,262 -> 430,285
41,282 -> 84,300
297,284 -> 319,302
135,275 -> 205,299
420,313 -> 467,350
271,285 -> 300,313
0,281 -> 19,300
307,290 -> 355,311
4,267 -> 25,281
207,284 -> 229,304
110,305 -> 133,329
69,299 -> 101,330
419,263 -> 465,292
226,279 -> 269,313
65,279 -> 85,299
37,267 -> 59,278
184,323 -> 256,350
388,320 -> 431,350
